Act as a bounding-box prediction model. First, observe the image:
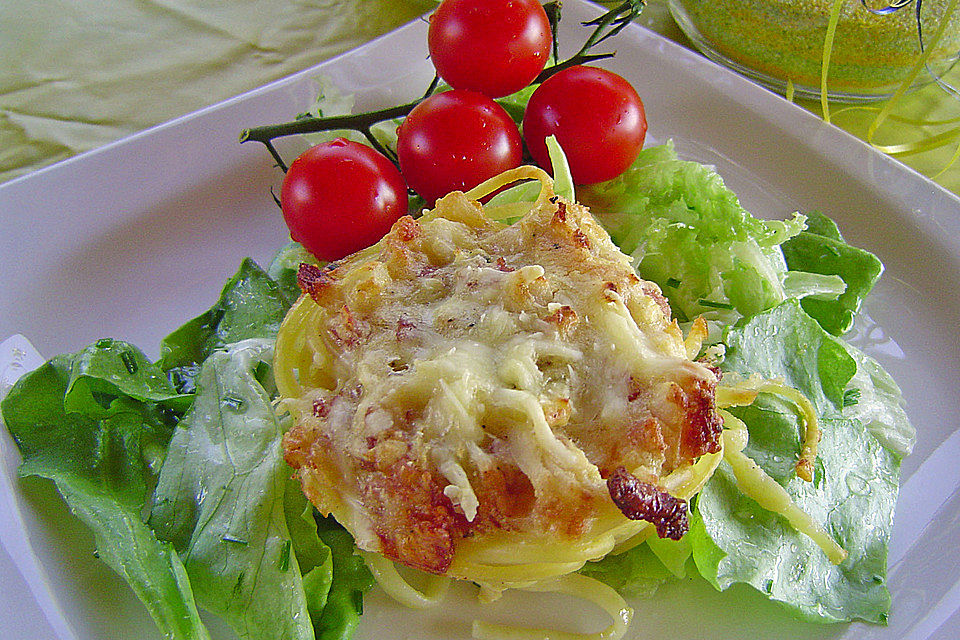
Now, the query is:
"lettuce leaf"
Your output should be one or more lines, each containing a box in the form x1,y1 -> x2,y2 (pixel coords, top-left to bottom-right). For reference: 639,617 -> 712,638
578,141 -> 851,326
579,141 -> 807,323
841,345 -> 915,457
781,211 -> 883,336
313,516 -> 376,640
149,339 -> 328,640
159,258 -> 293,392
578,542 -> 675,598
688,301 -> 900,623
0,344 -> 210,640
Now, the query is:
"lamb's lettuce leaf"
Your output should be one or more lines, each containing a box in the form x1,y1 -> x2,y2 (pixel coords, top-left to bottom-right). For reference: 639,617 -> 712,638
688,301 -> 901,624
0,344 -> 209,640
149,339 -> 329,640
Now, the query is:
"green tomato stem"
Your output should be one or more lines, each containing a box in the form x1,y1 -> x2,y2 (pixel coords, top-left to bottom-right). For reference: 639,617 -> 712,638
238,1 -> 645,171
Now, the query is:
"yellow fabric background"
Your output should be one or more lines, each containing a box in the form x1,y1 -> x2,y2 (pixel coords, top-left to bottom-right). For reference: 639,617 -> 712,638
0,0 -> 435,183
3,0 -> 959,194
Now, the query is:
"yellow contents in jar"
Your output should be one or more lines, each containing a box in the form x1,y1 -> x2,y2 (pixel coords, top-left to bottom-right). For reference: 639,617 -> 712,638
670,0 -> 960,99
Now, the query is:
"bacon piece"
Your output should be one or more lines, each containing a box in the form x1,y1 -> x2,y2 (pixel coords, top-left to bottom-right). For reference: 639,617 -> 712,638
543,304 -> 579,336
552,200 -> 568,223
573,229 -> 591,249
606,466 -> 689,540
396,315 -> 416,341
674,376 -> 723,458
641,282 -> 672,320
298,263 -> 339,304
328,305 -> 366,349
312,398 -> 331,418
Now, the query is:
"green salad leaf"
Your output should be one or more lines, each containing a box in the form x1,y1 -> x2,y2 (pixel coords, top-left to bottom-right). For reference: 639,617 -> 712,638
159,258 -> 293,392
781,211 -> 883,336
313,517 -> 376,640
1,344 -> 210,640
841,345 -> 915,457
688,301 -> 900,623
149,339 -> 329,640
579,141 -> 808,323
579,542 -> 676,598
577,142 -> 856,329
62,338 -> 192,415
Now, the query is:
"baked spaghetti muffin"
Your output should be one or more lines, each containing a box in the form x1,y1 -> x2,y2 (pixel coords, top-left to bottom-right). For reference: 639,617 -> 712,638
275,170 -> 723,584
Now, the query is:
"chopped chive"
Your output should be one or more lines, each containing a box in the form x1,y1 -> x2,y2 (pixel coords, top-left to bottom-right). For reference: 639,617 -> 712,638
843,388 -> 862,407
120,350 -> 138,374
665,277 -> 682,288
221,395 -> 245,411
233,571 -> 245,596
278,539 -> 292,571
698,299 -> 735,310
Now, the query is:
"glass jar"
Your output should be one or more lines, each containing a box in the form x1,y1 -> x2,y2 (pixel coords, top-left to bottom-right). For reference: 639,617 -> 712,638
668,0 -> 960,101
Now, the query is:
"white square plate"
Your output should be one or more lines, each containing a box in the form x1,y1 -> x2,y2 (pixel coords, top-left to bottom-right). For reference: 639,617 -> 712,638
2,2 -> 960,639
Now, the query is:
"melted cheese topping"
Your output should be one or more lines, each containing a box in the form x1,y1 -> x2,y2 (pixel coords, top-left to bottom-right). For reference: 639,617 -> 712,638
277,181 -> 721,580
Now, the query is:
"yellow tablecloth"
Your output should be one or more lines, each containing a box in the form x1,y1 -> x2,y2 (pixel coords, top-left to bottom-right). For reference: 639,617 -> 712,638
3,0 -> 959,194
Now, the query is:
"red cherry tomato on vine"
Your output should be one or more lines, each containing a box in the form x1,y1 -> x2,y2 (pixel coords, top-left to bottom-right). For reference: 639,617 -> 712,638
428,0 -> 552,98
280,138 -> 408,262
397,90 -> 523,204
522,65 -> 647,185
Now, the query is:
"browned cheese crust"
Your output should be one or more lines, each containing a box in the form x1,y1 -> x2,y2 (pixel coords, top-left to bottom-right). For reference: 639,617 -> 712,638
281,191 -> 721,574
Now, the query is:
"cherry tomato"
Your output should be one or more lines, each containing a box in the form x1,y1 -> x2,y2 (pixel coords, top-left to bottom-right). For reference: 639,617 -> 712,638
280,138 -> 408,262
397,90 -> 523,204
428,0 -> 552,98
522,65 -> 647,185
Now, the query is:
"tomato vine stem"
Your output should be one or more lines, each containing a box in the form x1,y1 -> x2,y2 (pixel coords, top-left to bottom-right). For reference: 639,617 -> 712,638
238,0 -> 645,170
